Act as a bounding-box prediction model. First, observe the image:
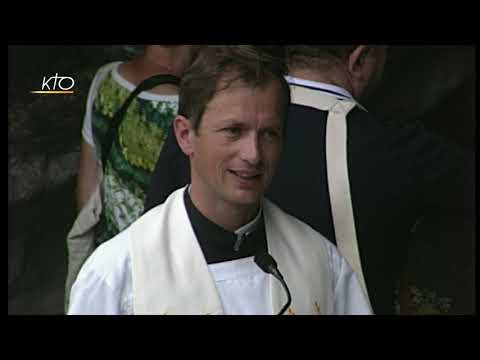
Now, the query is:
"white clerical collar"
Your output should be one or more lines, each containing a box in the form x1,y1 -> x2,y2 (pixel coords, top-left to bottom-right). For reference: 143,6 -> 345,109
187,184 -> 262,241
234,206 -> 262,238
285,75 -> 355,100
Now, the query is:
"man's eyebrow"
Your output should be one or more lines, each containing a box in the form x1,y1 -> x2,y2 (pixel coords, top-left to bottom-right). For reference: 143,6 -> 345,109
216,117 -> 283,126
215,119 -> 245,127
259,126 -> 283,134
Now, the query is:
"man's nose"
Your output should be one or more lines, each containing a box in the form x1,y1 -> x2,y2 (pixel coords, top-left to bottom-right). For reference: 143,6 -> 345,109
239,133 -> 261,166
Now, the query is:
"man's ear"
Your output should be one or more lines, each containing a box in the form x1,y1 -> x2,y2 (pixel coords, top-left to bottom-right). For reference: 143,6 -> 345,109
347,45 -> 370,78
174,115 -> 195,156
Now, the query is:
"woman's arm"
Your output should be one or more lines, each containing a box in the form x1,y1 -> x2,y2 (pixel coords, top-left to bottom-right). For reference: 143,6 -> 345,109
76,139 -> 99,212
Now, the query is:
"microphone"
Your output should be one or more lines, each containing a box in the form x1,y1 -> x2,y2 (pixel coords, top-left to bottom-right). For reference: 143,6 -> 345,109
254,253 -> 292,315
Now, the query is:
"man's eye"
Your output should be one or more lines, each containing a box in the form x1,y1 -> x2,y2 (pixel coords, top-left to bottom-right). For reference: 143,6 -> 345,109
264,130 -> 279,140
224,127 -> 242,137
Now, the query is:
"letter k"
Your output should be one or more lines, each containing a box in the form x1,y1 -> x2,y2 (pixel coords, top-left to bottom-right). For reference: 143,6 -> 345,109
42,76 -> 53,90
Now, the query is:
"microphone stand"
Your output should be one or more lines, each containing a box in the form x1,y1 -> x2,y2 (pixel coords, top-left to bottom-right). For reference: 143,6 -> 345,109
254,253 -> 292,315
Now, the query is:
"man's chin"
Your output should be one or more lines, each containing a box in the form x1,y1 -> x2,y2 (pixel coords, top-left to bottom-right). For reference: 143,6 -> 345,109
229,189 -> 262,207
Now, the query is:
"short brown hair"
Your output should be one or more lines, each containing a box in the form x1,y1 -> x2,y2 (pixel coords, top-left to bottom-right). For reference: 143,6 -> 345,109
178,45 -> 290,133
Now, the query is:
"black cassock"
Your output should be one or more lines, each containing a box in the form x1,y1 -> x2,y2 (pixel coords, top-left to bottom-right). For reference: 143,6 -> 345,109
144,87 -> 474,315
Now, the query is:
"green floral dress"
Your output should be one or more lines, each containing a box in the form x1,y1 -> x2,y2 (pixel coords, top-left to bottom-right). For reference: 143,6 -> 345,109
87,62 -> 178,244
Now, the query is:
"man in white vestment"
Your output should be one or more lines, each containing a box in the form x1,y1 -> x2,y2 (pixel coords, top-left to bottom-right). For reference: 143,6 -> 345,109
68,46 -> 372,315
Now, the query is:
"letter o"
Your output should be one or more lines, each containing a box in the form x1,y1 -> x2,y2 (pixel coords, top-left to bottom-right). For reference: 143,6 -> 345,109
58,76 -> 75,90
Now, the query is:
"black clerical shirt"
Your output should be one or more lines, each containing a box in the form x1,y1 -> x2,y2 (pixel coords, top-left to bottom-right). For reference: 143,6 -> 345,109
183,188 -> 268,265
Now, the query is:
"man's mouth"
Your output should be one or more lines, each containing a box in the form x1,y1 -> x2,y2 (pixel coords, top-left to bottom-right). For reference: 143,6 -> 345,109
228,170 -> 263,181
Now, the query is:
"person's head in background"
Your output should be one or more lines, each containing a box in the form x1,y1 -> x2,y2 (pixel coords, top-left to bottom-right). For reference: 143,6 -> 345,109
146,45 -> 202,77
123,45 -> 202,71
119,45 -> 203,93
286,45 -> 387,102
174,45 -> 290,230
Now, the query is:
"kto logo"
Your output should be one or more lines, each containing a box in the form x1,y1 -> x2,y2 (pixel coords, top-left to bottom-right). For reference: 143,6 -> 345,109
31,73 -> 75,94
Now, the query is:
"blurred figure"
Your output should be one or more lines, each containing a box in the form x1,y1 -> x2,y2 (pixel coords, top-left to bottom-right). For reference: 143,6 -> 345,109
65,45 -> 200,310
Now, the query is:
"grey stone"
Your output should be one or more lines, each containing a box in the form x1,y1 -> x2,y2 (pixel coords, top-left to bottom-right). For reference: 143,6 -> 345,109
46,152 -> 80,187
8,155 -> 47,204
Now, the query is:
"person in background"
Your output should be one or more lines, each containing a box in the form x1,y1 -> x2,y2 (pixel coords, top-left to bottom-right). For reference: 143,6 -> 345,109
65,45 -> 200,309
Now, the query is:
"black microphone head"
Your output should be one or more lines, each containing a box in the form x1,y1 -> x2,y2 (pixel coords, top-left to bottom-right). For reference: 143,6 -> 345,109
254,252 -> 277,274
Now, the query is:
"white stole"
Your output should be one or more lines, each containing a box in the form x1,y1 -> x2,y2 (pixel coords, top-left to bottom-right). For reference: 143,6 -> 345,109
130,187 -> 334,315
289,84 -> 370,300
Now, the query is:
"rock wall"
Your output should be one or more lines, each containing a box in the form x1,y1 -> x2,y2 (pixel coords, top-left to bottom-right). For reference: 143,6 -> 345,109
8,45 -> 132,313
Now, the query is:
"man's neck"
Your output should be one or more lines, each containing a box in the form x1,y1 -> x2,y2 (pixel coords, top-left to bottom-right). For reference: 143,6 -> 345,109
288,66 -> 354,97
189,184 -> 260,233
183,188 -> 266,264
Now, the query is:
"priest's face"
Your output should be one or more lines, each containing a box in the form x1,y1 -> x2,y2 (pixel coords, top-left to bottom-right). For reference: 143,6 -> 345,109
186,77 -> 285,216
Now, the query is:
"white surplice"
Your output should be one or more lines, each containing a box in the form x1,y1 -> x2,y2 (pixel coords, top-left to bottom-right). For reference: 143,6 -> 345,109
68,187 -> 372,315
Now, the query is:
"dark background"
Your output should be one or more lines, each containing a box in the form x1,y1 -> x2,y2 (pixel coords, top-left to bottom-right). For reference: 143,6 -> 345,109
7,45 -> 476,314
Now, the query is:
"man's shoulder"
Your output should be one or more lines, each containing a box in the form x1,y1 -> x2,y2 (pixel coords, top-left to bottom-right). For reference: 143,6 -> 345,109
78,227 -> 131,287
79,191 -> 181,282
128,187 -> 187,242
289,102 -> 328,118
264,198 -> 331,244
289,101 -> 374,125
346,108 -> 438,149
263,199 -> 339,281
